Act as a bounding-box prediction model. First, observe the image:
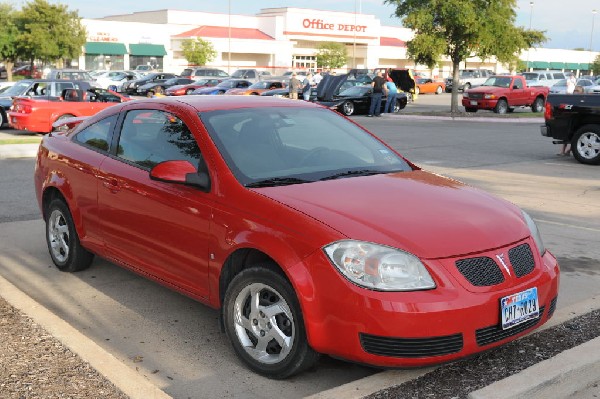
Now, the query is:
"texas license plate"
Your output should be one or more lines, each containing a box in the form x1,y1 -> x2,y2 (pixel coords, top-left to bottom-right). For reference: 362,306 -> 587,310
500,287 -> 539,330
470,100 -> 478,105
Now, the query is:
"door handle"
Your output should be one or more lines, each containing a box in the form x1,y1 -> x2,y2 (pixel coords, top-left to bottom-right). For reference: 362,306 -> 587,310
102,178 -> 120,193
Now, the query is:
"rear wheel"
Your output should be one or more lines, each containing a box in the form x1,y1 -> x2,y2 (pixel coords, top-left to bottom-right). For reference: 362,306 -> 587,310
572,125 -> 600,165
532,97 -> 545,113
341,101 -> 355,116
223,266 -> 319,379
0,109 -> 6,127
185,88 -> 194,95
415,86 -> 420,95
494,99 -> 508,114
45,198 -> 94,272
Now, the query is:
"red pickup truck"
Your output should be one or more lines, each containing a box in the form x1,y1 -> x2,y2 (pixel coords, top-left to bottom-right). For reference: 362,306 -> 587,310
461,75 -> 548,114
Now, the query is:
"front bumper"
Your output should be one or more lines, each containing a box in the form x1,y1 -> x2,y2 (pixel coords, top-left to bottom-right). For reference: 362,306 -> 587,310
462,98 -> 498,110
297,238 -> 560,367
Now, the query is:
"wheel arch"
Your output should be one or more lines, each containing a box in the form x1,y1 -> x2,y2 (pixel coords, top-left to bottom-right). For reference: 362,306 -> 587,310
40,178 -> 86,242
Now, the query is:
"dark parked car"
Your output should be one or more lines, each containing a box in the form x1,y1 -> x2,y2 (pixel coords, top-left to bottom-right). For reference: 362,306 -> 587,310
137,77 -> 196,97
317,84 -> 408,115
192,79 -> 252,95
121,73 -> 178,95
45,69 -> 95,81
0,79 -> 94,127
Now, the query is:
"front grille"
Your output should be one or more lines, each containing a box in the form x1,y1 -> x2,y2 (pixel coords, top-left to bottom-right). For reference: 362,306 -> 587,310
360,333 -> 463,358
509,244 -> 535,278
476,306 -> 545,346
468,93 -> 484,99
456,257 -> 505,287
547,296 -> 558,318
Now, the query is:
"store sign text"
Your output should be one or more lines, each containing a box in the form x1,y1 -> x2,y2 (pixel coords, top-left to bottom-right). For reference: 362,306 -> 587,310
302,19 -> 367,33
88,32 -> 119,42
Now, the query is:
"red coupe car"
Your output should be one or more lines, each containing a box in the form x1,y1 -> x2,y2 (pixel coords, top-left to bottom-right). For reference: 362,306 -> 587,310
34,96 -> 559,379
165,79 -> 223,96
9,88 -> 129,133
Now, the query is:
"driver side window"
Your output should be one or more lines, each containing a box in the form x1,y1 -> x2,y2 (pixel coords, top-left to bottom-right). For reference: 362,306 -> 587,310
116,110 -> 202,170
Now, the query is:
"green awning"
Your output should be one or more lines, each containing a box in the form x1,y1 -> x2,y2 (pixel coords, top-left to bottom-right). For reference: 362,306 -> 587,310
549,62 -> 565,69
579,63 -> 590,70
565,62 -> 583,70
529,61 -> 549,68
84,42 -> 127,55
129,44 -> 167,57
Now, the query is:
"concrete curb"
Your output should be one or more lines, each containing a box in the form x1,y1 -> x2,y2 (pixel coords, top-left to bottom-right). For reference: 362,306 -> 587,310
0,143 -> 39,159
468,336 -> 600,399
0,274 -> 173,399
385,113 -> 544,123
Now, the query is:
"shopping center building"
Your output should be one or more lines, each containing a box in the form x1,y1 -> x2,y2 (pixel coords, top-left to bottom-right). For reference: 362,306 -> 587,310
78,7 -> 596,78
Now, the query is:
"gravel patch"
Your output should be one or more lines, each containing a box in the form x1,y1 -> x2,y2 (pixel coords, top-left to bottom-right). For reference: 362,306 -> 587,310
365,310 -> 600,399
0,296 -> 128,399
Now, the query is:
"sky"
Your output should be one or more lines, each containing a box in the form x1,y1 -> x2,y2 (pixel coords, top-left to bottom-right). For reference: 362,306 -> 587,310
11,0 -> 600,51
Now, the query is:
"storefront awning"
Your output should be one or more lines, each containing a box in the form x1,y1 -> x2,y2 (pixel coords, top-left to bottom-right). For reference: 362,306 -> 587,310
549,62 -> 565,69
530,61 -> 549,69
85,42 -> 127,55
129,44 -> 167,57
564,62 -> 583,70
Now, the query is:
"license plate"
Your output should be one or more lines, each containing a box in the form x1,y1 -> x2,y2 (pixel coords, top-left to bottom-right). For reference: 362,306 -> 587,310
470,100 -> 478,105
500,287 -> 539,330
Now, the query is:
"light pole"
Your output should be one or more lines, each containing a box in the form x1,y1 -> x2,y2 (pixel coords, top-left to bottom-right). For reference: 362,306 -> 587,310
526,1 -> 533,71
590,9 -> 597,75
228,0 -> 231,74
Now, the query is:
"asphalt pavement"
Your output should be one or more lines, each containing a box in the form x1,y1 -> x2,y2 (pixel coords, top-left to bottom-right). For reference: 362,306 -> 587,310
1,100 -> 599,398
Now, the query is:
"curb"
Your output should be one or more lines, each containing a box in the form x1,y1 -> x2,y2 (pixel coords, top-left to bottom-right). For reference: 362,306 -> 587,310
0,274 -> 173,399
0,143 -> 39,159
387,113 -> 544,123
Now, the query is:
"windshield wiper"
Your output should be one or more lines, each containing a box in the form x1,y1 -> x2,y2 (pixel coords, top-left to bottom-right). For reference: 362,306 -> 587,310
246,177 -> 312,188
319,169 -> 383,181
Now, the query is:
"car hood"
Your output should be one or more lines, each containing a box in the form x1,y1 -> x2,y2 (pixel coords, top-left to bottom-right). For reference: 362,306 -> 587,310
388,70 -> 416,92
195,86 -> 221,94
316,74 -> 349,101
255,171 -> 528,259
466,86 -> 507,93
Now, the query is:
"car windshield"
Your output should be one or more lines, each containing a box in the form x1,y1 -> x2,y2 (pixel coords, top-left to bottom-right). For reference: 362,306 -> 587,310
553,79 -> 567,87
200,107 -> 411,186
338,86 -> 369,96
522,73 -> 540,80
481,77 -> 512,87
1,81 -> 31,97
249,81 -> 269,89
216,80 -> 238,88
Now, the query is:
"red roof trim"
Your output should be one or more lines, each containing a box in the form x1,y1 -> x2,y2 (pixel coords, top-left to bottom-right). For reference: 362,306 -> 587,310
283,31 -> 378,40
380,37 -> 406,47
174,26 -> 274,40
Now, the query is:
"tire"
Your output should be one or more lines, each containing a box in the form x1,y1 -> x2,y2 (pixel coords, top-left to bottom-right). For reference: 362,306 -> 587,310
531,97 -> 545,113
185,89 -> 194,95
571,125 -> 600,165
494,99 -> 508,114
395,98 -> 406,111
465,107 -> 477,113
435,86 -> 443,95
341,101 -> 354,116
45,198 -> 94,272
223,265 -> 319,379
415,86 -> 420,95
0,109 -> 7,127
52,114 -> 75,132
406,92 -> 413,103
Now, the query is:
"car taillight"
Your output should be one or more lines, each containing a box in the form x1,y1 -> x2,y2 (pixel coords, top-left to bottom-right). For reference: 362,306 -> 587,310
14,104 -> 32,113
544,101 -> 552,120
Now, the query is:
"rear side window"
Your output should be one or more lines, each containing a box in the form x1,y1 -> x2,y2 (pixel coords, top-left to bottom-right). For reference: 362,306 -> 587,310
553,73 -> 565,79
74,115 -> 117,152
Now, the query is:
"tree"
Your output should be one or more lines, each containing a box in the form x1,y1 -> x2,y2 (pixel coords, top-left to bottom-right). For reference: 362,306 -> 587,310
180,38 -> 217,66
15,0 -> 86,71
0,3 -> 19,81
316,42 -> 348,70
385,0 -> 546,113
591,54 -> 600,76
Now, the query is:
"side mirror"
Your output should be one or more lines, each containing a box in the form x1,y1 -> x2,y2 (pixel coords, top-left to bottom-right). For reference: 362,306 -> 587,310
150,160 -> 211,192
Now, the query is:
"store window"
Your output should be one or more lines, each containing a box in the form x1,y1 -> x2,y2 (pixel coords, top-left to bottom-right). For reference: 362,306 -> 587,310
85,54 -> 125,71
292,55 -> 317,72
130,56 -> 164,72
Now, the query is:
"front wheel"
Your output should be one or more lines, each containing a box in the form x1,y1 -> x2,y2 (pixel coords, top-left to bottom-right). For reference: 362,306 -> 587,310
571,125 -> 600,165
0,109 -> 7,127
223,266 -> 319,379
185,88 -> 194,95
532,97 -> 545,113
341,101 -> 354,116
45,198 -> 94,272
435,86 -> 443,95
494,99 -> 508,114
415,86 -> 420,95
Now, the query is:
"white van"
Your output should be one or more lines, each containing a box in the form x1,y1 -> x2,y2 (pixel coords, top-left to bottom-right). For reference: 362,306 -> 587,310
521,71 -> 566,87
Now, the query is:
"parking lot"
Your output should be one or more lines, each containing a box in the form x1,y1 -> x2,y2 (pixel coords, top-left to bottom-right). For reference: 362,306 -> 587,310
0,94 -> 599,398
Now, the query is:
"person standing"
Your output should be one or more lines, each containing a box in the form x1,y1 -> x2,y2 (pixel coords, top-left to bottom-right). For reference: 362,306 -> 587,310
302,73 -> 313,101
384,79 -> 398,113
288,72 -> 301,99
368,71 -> 386,116
566,75 -> 577,94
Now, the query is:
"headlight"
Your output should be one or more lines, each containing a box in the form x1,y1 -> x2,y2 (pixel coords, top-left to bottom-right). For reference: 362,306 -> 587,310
484,94 -> 496,99
462,93 -> 468,98
521,210 -> 546,256
323,240 -> 436,291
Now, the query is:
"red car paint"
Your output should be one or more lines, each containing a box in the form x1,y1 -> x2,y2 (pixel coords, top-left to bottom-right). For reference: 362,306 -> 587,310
34,96 -> 559,372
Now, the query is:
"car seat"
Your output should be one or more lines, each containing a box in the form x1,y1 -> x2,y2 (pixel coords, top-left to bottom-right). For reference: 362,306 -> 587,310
235,119 -> 287,176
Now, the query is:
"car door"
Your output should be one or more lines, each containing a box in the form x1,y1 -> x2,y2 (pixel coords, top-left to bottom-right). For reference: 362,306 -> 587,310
96,106 -> 212,298
510,78 -> 527,106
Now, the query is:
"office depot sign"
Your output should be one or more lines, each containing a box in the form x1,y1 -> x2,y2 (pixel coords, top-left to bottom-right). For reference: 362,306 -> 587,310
302,18 -> 368,33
